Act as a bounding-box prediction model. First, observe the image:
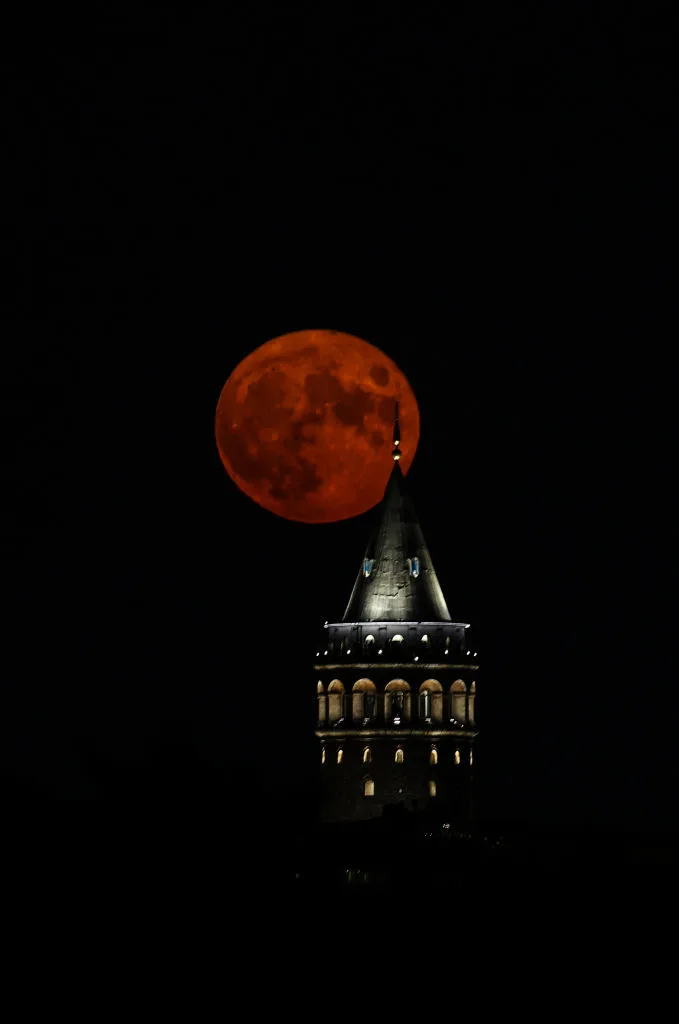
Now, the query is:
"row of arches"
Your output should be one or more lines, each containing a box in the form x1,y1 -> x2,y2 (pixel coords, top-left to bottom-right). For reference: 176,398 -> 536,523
317,678 -> 475,726
321,745 -> 470,767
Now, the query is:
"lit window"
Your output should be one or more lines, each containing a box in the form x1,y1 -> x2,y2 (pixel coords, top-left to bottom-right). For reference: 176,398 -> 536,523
407,556 -> 420,578
395,748 -> 404,764
365,634 -> 375,646
421,634 -> 429,644
321,747 -> 326,765
469,749 -> 473,766
363,747 -> 372,764
429,780 -> 437,797
391,634 -> 404,644
454,749 -> 461,765
364,779 -> 375,797
337,748 -> 343,765
430,747 -> 438,765
363,558 -> 374,578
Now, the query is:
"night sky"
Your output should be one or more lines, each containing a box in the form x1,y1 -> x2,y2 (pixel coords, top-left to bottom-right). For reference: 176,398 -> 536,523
6,7 -> 675,834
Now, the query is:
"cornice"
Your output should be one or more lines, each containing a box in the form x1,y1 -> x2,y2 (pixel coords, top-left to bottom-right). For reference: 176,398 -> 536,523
314,663 -> 480,672
315,728 -> 478,739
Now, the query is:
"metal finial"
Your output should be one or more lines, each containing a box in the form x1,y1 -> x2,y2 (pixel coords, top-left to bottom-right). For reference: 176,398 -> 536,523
392,400 -> 401,461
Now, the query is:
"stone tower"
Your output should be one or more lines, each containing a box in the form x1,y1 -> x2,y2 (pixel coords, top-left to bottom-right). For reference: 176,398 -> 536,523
314,408 -> 479,823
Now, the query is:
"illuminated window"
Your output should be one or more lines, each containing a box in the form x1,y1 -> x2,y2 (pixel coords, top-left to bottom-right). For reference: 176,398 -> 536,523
385,679 -> 410,723
328,679 -> 345,723
451,679 -> 467,723
407,556 -> 420,578
363,558 -> 374,578
430,747 -> 438,765
337,748 -> 343,765
352,678 -> 376,723
420,679 -> 443,722
365,634 -> 375,646
395,747 -> 404,764
363,746 -> 372,764
469,749 -> 474,766
421,634 -> 429,644
364,779 -> 375,797
321,747 -> 326,764
454,749 -> 461,765
391,634 -> 404,644
429,780 -> 437,797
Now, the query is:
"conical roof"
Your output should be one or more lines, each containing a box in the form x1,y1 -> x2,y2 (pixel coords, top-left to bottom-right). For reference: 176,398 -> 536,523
342,460 -> 452,623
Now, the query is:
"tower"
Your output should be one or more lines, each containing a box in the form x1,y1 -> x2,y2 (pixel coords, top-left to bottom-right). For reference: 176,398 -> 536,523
314,407 -> 479,823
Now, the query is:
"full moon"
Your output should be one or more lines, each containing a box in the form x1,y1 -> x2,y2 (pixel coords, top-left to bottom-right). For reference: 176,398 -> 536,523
215,329 -> 420,523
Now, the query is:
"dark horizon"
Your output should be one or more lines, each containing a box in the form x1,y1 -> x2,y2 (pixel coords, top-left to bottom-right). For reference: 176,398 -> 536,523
5,7 -> 675,839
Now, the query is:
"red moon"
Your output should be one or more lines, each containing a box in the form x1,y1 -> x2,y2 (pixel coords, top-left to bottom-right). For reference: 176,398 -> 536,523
215,329 -> 420,523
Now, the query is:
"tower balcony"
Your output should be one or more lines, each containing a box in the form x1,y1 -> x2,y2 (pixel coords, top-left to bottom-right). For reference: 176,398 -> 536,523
314,686 -> 477,735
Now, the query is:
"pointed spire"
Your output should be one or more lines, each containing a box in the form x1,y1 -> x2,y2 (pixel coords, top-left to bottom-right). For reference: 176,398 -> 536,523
392,400 -> 401,461
342,455 -> 452,624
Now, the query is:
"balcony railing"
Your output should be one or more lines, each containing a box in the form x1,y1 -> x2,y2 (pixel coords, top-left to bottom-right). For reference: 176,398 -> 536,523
317,693 -> 474,730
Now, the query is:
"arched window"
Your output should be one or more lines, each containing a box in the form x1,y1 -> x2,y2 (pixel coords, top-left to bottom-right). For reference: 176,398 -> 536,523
421,634 -> 429,645
429,780 -> 437,798
364,779 -> 375,797
363,558 -> 374,578
407,557 -> 420,578
430,747 -> 438,765
391,634 -> 404,644
352,678 -> 377,722
327,679 -> 345,723
384,680 -> 411,723
363,746 -> 372,764
316,681 -> 324,693
364,634 -> 375,646
450,679 -> 467,723
454,749 -> 461,766
337,748 -> 344,765
321,747 -> 326,765
395,747 -> 404,764
419,679 -> 443,722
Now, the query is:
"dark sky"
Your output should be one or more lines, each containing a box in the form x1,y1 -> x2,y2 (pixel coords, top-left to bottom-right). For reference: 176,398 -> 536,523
5,7 -> 675,831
